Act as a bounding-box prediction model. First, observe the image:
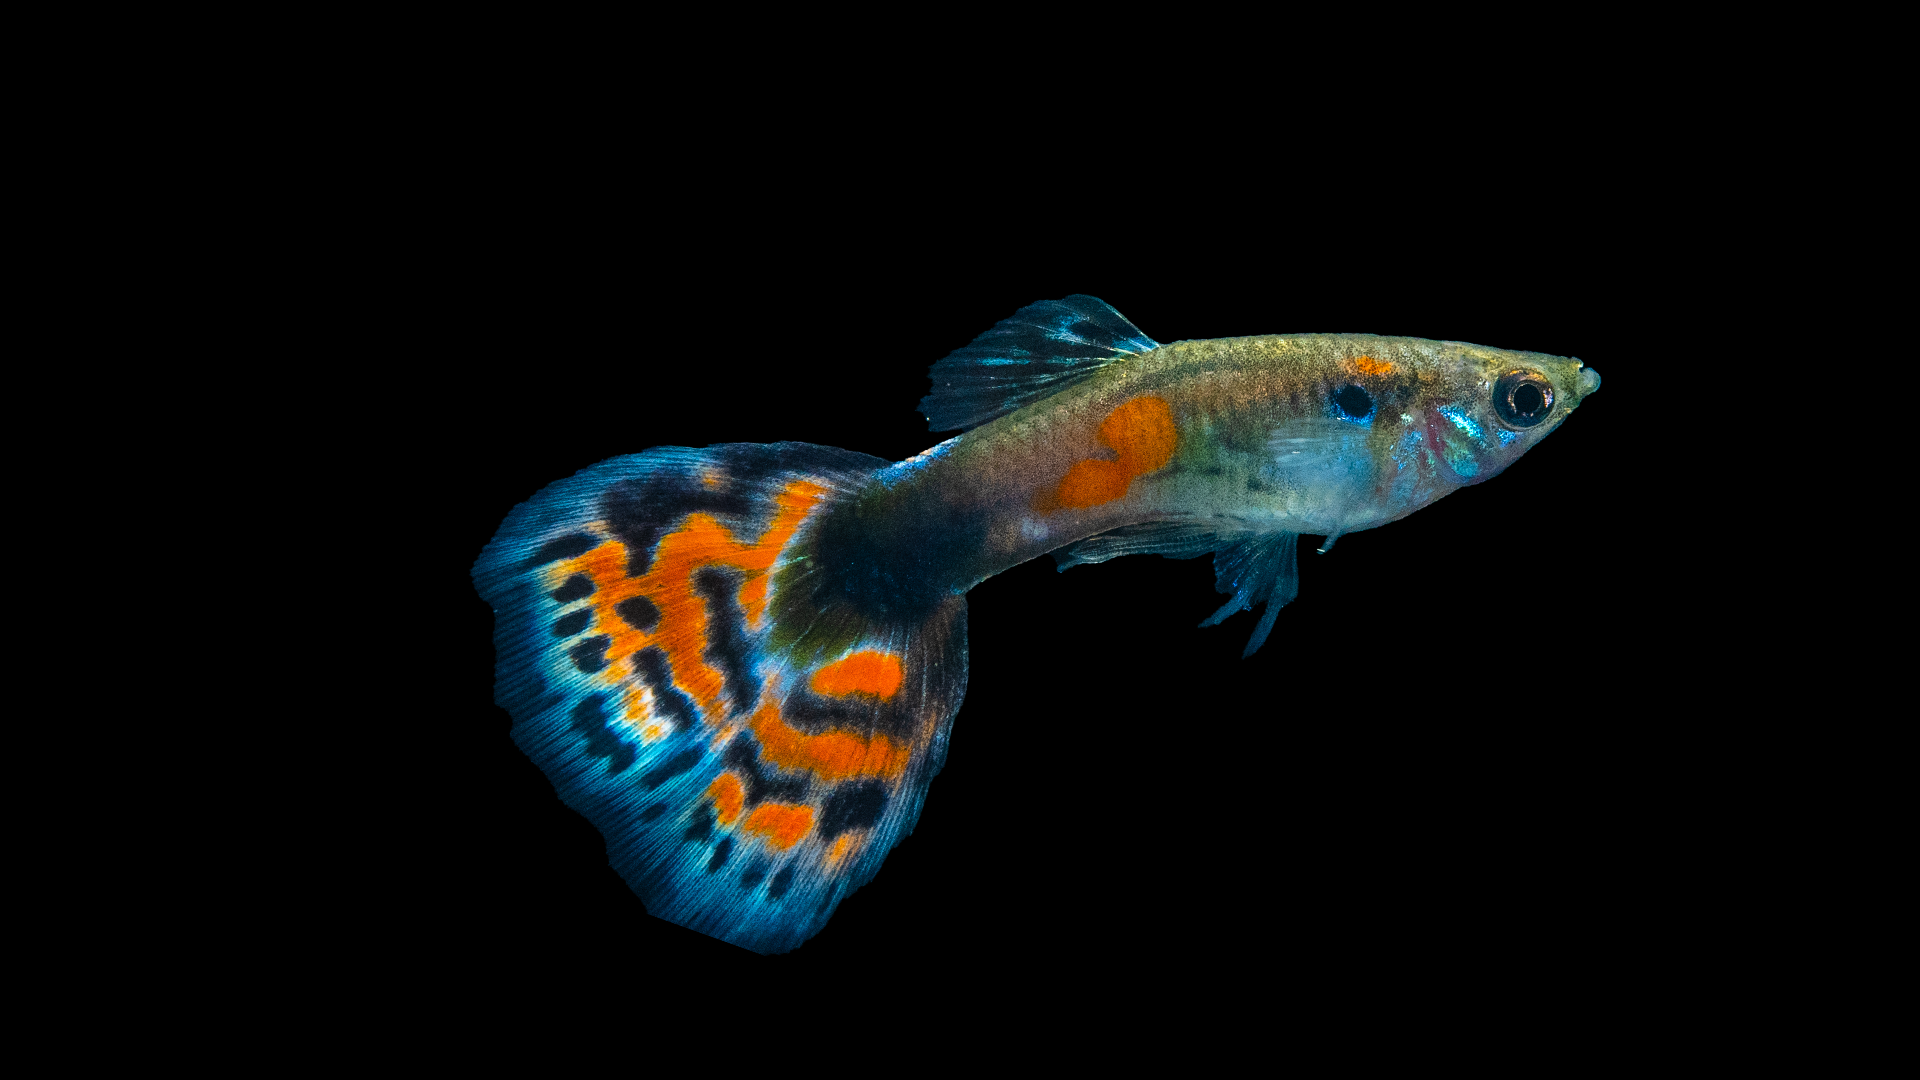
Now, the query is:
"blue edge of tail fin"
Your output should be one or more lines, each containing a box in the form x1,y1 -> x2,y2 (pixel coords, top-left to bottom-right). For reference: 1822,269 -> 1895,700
473,443 -> 968,954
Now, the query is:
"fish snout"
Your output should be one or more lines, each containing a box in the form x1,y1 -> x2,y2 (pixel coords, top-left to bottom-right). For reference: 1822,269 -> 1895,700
1579,366 -> 1601,395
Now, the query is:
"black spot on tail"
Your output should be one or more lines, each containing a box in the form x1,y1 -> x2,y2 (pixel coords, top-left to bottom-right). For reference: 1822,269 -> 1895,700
632,647 -> 698,730
550,574 -> 595,602
739,861 -> 769,889
819,780 -> 888,839
814,882 -> 840,916
551,610 -> 592,638
721,734 -> 808,806
568,695 -> 635,774
768,865 -> 796,900
683,803 -> 715,843
569,636 -> 611,672
641,748 -> 701,790
615,596 -> 659,632
692,566 -> 760,716
782,685 -> 915,741
527,533 -> 598,568
640,802 -> 669,823
706,836 -> 734,873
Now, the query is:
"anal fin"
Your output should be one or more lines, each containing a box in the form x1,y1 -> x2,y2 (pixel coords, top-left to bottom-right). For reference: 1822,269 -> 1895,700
1197,533 -> 1299,658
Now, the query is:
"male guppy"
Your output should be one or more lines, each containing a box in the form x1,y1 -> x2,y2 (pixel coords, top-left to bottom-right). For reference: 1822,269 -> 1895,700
474,296 -> 1600,952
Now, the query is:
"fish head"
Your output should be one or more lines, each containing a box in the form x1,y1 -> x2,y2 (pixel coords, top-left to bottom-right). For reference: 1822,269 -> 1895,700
1283,342 -> 1600,533
1409,345 -> 1600,489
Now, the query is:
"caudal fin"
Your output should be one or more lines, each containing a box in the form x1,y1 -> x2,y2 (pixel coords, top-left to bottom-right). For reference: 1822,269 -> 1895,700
473,443 -> 968,954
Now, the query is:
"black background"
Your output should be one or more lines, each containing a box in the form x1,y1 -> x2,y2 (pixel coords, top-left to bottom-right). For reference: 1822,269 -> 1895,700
382,167 -> 1708,987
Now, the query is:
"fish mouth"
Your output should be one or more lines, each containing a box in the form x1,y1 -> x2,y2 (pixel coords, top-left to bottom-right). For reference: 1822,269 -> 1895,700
1579,366 -> 1601,395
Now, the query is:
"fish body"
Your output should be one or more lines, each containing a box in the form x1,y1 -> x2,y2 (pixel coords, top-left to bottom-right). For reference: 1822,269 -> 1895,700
473,297 -> 1599,952
846,331 -> 1597,597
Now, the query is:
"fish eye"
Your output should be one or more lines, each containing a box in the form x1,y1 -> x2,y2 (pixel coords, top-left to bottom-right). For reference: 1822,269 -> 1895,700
1333,384 -> 1374,420
1491,370 -> 1554,428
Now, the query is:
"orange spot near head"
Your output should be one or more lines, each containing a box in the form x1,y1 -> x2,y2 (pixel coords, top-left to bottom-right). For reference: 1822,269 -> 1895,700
749,697 -> 911,782
706,772 -> 745,826
1044,395 -> 1177,510
1352,355 -> 1393,377
810,651 -> 904,699
742,802 -> 814,850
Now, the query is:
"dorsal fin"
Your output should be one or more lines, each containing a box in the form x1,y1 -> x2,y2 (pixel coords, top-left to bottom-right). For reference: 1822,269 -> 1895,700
920,295 -> 1159,432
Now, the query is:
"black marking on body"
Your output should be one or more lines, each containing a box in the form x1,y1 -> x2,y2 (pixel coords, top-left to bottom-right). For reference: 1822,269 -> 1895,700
615,596 -> 659,632
550,574 -> 595,603
819,780 -> 888,839
527,533 -> 598,569
706,836 -> 734,872
721,734 -> 808,806
569,636 -> 611,673
632,647 -> 699,730
739,860 -> 770,890
692,566 -> 761,715
551,610 -> 592,638
640,802 -> 669,823
768,864 -> 796,900
790,482 -> 987,631
567,695 -> 635,774
641,748 -> 702,790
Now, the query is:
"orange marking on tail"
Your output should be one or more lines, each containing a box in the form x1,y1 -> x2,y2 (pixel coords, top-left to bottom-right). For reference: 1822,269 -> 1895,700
742,802 -> 814,850
810,651 -> 904,699
738,574 -> 769,629
557,482 -> 829,718
551,535 -> 656,682
748,698 -> 911,782
1039,395 -> 1177,510
706,773 -> 745,826
1352,355 -> 1393,376
827,832 -> 859,868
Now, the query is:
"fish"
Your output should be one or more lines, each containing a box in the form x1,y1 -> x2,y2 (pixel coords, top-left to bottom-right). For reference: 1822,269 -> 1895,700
472,294 -> 1601,953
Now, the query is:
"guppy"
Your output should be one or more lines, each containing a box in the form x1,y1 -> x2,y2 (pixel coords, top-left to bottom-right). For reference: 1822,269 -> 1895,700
474,295 -> 1600,953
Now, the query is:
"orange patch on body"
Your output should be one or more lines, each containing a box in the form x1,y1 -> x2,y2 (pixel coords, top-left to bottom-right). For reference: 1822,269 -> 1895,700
550,481 -> 827,719
810,651 -> 904,699
1352,355 -> 1393,376
748,698 -> 911,782
1038,395 -> 1177,511
706,773 -> 745,826
742,802 -> 814,850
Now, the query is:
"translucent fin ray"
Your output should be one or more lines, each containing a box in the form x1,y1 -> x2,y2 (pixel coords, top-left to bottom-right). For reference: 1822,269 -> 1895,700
1196,533 -> 1299,657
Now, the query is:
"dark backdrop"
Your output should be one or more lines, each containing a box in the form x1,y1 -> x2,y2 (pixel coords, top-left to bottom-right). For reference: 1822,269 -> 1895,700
385,179 -> 1686,983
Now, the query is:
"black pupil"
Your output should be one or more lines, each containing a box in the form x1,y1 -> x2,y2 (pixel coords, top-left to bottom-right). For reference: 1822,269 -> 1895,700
1333,385 -> 1373,418
1511,383 -> 1545,417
